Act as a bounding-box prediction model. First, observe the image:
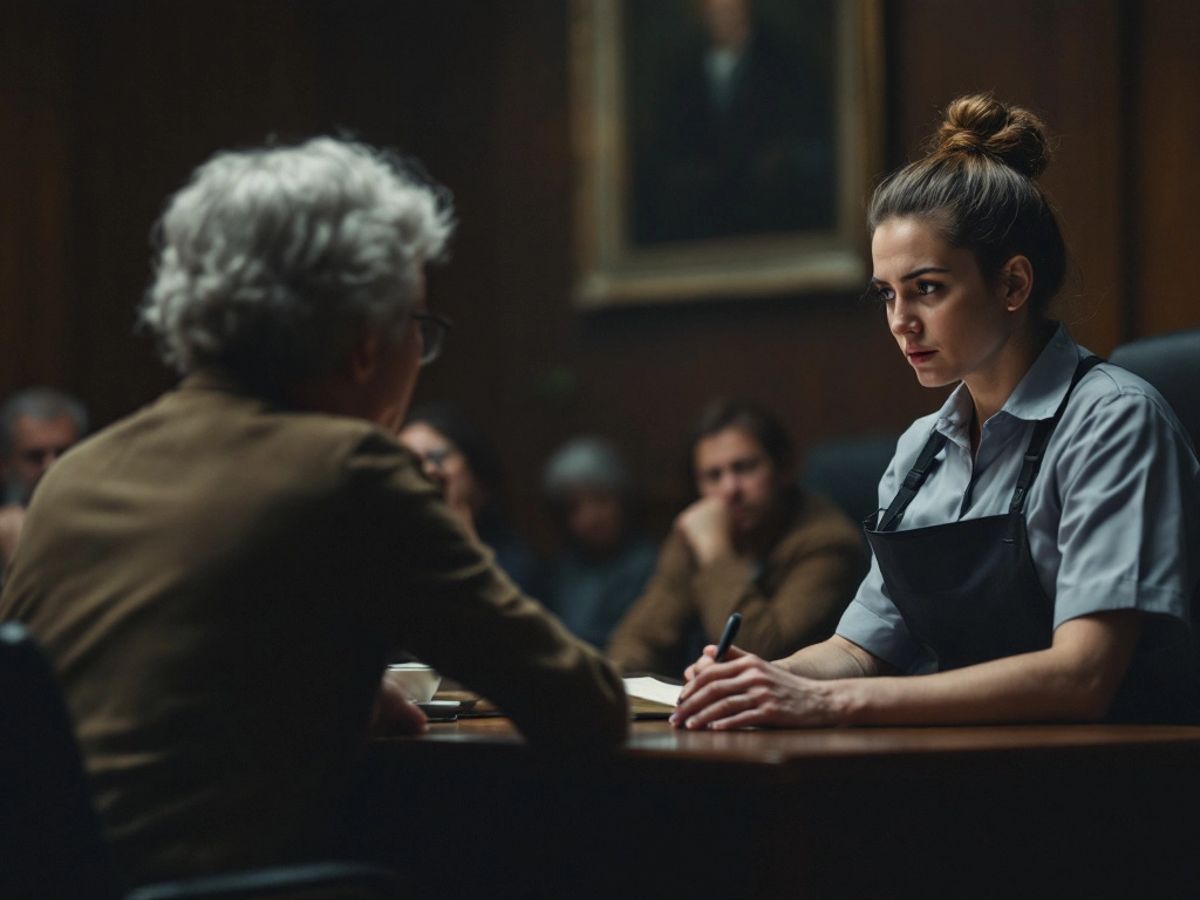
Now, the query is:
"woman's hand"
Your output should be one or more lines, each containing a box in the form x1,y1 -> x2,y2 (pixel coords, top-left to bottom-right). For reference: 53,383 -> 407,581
682,642 -> 737,684
672,646 -> 845,730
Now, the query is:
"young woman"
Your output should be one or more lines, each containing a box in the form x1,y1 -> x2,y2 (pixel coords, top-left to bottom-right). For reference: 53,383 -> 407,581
673,94 -> 1200,728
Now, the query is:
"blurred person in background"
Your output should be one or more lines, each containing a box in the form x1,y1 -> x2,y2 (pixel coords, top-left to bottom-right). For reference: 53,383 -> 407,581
541,436 -> 658,650
0,387 -> 88,574
607,398 -> 866,676
399,402 -> 542,594
0,137 -> 626,889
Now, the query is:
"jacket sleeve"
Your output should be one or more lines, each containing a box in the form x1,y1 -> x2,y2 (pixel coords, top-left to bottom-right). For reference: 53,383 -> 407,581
604,532 -> 696,677
692,495 -> 867,662
345,433 -> 628,750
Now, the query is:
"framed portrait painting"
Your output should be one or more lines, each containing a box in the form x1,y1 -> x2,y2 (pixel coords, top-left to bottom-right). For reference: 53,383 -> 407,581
570,0 -> 884,307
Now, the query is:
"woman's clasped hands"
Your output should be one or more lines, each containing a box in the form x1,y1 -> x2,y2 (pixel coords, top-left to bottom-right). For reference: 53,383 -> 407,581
671,644 -> 843,731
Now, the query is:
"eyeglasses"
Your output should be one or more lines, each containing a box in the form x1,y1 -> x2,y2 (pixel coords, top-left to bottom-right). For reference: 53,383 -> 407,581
410,311 -> 453,366
415,445 -> 457,469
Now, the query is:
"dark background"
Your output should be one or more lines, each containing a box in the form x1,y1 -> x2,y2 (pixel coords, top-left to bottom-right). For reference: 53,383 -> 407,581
3,0 -> 1198,548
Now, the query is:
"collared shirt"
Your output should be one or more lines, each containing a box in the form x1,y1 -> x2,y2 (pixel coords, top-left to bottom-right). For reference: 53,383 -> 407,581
837,325 -> 1200,673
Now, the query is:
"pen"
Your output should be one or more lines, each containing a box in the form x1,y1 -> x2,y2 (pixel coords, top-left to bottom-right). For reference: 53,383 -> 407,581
714,611 -> 742,662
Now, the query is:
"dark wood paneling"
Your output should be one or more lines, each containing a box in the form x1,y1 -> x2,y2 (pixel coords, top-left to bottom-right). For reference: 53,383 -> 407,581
890,0 -> 1126,355
1,0 -> 1196,546
1131,0 -> 1200,337
0,5 -> 75,391
66,1 -> 326,425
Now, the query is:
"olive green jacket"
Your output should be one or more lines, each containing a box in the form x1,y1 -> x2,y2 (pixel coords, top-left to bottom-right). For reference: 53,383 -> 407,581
0,371 -> 626,886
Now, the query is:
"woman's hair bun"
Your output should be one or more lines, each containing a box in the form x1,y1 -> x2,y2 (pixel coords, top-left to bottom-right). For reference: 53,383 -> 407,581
932,93 -> 1051,179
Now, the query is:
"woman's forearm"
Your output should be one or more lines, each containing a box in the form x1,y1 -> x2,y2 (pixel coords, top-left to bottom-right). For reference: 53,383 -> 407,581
775,635 -> 887,680
835,612 -> 1141,726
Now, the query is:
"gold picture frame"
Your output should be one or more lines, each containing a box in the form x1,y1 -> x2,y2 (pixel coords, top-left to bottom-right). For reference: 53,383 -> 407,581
570,0 -> 884,307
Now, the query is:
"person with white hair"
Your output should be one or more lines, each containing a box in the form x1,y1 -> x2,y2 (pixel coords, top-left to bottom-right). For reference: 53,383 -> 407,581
0,386 -> 88,572
541,436 -> 658,649
0,137 -> 627,888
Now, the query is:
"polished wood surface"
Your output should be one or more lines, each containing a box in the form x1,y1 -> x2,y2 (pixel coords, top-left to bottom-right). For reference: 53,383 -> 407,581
401,715 -> 1200,760
362,717 -> 1200,898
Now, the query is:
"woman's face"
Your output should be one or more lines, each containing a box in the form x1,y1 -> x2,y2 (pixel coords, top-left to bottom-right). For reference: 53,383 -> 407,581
398,421 -> 484,514
870,217 -> 1015,390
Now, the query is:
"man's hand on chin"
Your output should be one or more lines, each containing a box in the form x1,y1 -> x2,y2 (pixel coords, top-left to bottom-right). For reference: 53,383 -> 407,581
675,496 -> 733,566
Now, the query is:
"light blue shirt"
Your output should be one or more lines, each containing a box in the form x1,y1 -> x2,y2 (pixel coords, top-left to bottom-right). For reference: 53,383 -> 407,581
837,325 -> 1200,673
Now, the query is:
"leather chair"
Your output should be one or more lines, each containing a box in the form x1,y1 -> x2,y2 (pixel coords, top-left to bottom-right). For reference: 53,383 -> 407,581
1109,328 -> 1200,451
0,621 -> 401,900
800,432 -> 898,526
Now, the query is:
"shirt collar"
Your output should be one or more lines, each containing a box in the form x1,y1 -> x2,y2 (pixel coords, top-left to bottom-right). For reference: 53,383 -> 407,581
997,323 -> 1085,423
933,323 -> 1085,444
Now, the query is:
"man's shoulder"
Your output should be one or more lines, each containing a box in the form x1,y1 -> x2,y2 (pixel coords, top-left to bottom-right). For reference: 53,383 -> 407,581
46,383 -> 421,503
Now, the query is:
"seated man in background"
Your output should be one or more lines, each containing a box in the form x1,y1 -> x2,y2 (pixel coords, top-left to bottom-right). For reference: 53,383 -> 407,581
0,387 -> 88,574
541,436 -> 658,650
607,398 -> 865,677
0,137 -> 627,888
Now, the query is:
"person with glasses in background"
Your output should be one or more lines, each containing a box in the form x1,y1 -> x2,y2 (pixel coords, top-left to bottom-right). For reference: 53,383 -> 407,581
0,387 -> 88,579
0,137 -> 627,889
399,402 -> 543,595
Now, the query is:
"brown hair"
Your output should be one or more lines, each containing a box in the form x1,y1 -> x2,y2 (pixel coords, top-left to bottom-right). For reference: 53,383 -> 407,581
689,398 -> 794,478
868,94 -> 1066,315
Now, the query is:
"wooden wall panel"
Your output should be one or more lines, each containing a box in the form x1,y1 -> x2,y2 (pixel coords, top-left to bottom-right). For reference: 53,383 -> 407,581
0,0 -> 1194,547
65,1 -> 326,425
1131,0 -> 1200,337
0,5 -> 76,392
889,0 -> 1126,354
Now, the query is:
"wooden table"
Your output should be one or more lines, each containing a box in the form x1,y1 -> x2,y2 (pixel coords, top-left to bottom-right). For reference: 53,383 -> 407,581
358,719 -> 1200,899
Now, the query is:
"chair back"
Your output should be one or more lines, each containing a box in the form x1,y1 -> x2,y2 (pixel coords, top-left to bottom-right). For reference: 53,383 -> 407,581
1109,328 -> 1200,451
801,433 -> 898,525
0,621 -> 121,900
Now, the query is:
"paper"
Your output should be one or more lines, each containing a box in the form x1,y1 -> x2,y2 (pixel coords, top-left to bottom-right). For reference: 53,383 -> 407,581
623,676 -> 682,708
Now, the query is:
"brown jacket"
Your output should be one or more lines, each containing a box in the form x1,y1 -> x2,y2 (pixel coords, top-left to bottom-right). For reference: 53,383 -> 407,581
606,490 -> 866,676
0,372 -> 627,886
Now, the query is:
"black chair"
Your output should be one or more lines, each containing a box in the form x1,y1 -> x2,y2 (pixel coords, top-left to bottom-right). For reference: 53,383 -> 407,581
0,621 -> 401,900
1109,328 -> 1200,451
801,433 -> 898,525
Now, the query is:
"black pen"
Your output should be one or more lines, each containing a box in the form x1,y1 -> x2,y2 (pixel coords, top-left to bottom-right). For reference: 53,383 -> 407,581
714,611 -> 742,662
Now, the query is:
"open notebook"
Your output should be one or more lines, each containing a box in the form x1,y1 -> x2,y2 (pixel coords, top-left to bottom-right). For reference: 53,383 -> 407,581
623,676 -> 683,719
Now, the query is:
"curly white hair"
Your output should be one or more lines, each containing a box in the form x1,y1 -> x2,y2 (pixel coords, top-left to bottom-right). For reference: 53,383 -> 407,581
141,137 -> 454,386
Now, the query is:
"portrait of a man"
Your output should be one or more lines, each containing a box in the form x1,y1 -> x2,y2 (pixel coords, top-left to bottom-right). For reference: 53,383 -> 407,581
626,0 -> 836,246
570,0 -> 877,305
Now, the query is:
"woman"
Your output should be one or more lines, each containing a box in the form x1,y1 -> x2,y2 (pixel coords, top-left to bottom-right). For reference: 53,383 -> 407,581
674,95 -> 1200,729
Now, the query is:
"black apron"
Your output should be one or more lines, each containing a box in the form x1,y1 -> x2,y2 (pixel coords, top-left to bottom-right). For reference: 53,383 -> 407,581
863,356 -> 1102,672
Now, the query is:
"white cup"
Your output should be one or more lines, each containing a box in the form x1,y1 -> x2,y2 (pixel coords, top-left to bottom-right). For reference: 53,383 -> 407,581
386,662 -> 442,703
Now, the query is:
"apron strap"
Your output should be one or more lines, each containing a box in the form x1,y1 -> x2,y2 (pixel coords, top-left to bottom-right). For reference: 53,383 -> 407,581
1009,355 -> 1105,515
876,430 -> 947,532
